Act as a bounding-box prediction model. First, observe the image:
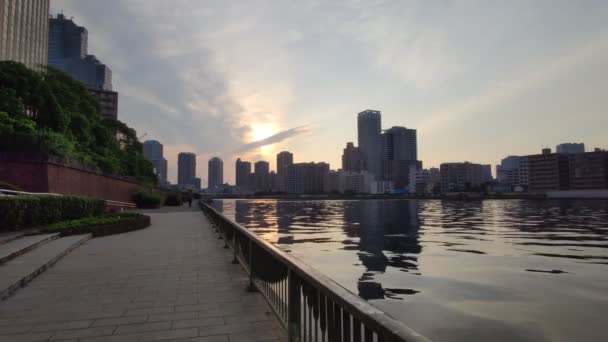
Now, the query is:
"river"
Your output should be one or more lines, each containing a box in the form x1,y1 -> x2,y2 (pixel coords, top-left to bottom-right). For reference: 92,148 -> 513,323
211,199 -> 608,342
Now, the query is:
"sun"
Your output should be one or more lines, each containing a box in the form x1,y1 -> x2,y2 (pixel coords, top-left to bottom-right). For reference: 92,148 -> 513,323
251,124 -> 275,156
252,125 -> 273,142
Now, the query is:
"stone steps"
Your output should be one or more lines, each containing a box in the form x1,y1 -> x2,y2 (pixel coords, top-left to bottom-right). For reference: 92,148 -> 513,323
0,233 -> 60,265
0,228 -> 42,245
0,234 -> 91,301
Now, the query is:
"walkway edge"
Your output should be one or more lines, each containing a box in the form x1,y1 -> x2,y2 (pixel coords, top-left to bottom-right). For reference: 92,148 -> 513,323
0,234 -> 92,301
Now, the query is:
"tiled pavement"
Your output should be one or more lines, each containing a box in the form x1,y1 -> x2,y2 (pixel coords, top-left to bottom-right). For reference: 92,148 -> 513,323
0,208 -> 286,342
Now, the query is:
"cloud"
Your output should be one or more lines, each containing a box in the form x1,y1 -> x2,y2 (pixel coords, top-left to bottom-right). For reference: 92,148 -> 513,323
51,0 -> 250,183
50,0 -> 608,183
234,125 -> 309,153
418,32 -> 608,133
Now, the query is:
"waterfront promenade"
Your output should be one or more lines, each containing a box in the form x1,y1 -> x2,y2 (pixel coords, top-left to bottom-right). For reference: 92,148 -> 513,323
0,206 -> 286,342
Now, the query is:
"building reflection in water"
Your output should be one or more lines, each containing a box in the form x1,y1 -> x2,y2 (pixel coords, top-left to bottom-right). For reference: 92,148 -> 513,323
343,200 -> 422,300
222,199 -> 424,301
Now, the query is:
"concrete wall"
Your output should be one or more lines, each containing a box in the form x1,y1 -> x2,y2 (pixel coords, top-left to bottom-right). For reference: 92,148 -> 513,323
0,159 -> 148,203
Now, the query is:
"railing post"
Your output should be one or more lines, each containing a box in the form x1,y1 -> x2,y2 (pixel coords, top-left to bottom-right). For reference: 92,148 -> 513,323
223,223 -> 229,249
232,229 -> 239,264
288,269 -> 301,342
246,239 -> 257,292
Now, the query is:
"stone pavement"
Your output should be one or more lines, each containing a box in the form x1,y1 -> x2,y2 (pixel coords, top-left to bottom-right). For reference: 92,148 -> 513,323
0,207 -> 286,342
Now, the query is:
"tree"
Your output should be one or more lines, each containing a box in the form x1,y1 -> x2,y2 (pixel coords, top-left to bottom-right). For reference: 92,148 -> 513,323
0,61 -> 156,185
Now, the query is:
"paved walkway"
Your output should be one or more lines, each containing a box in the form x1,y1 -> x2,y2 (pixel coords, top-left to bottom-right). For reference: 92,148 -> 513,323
0,208 -> 286,342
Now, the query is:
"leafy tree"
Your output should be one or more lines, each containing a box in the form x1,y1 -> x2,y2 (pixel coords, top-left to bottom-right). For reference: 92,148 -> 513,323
0,61 -> 157,185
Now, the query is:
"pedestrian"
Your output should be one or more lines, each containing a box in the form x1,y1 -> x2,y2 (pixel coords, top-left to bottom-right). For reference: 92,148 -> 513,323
187,191 -> 193,207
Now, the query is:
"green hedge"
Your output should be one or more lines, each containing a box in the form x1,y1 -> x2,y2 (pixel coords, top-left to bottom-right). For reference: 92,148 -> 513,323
132,191 -> 164,209
46,213 -> 137,232
45,213 -> 150,236
0,195 -> 106,231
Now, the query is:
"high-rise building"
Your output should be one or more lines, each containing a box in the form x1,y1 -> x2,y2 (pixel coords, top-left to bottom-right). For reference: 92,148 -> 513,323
252,161 -> 270,192
286,162 -> 330,194
143,140 -> 163,160
235,158 -> 251,189
276,151 -> 293,192
276,151 -> 293,175
570,151 -> 608,190
0,0 -> 49,70
382,126 -> 417,161
48,14 -> 112,90
255,161 -> 269,174
383,160 -> 421,189
142,140 -> 167,186
342,142 -> 364,173
177,152 -> 196,189
481,164 -> 493,182
48,13 -> 118,120
381,126 -> 419,188
496,156 -> 528,189
556,143 -> 585,154
208,157 -> 223,189
440,162 -> 484,192
516,149 -> 608,192
527,151 -> 570,192
88,88 -> 118,120
357,110 -> 382,179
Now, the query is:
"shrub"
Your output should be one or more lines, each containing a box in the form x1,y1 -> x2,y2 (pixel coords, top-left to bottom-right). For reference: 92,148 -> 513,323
132,191 -> 164,209
46,216 -> 133,232
45,212 -> 150,236
164,192 -> 182,206
0,195 -> 105,231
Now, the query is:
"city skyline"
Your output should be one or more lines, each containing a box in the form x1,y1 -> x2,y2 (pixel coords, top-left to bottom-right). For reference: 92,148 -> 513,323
51,1 -> 608,184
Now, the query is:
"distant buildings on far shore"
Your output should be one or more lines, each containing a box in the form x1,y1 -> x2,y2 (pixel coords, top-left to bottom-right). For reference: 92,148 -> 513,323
177,152 -> 197,190
141,125 -> 607,196
143,140 -> 168,187
208,157 -> 223,190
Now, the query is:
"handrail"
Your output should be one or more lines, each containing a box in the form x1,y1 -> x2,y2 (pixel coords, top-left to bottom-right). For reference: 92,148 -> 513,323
200,201 -> 430,342
0,188 -> 61,196
106,200 -> 136,208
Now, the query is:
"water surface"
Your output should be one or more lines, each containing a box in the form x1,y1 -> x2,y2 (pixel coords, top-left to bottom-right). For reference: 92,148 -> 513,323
212,199 -> 608,342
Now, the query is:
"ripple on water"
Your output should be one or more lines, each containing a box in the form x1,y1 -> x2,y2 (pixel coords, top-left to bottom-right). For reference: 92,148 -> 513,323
213,199 -> 608,341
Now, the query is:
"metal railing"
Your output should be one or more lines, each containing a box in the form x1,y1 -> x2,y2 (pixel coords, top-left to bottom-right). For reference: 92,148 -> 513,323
0,189 -> 61,196
199,201 -> 430,342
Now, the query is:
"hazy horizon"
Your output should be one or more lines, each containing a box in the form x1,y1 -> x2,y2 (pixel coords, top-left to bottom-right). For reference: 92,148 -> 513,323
51,0 -> 608,186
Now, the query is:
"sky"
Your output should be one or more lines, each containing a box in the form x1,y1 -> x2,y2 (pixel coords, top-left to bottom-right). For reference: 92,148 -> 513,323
51,0 -> 608,186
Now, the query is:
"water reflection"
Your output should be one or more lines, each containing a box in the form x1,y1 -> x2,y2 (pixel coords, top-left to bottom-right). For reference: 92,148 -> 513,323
213,199 -> 608,342
343,200 -> 422,300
